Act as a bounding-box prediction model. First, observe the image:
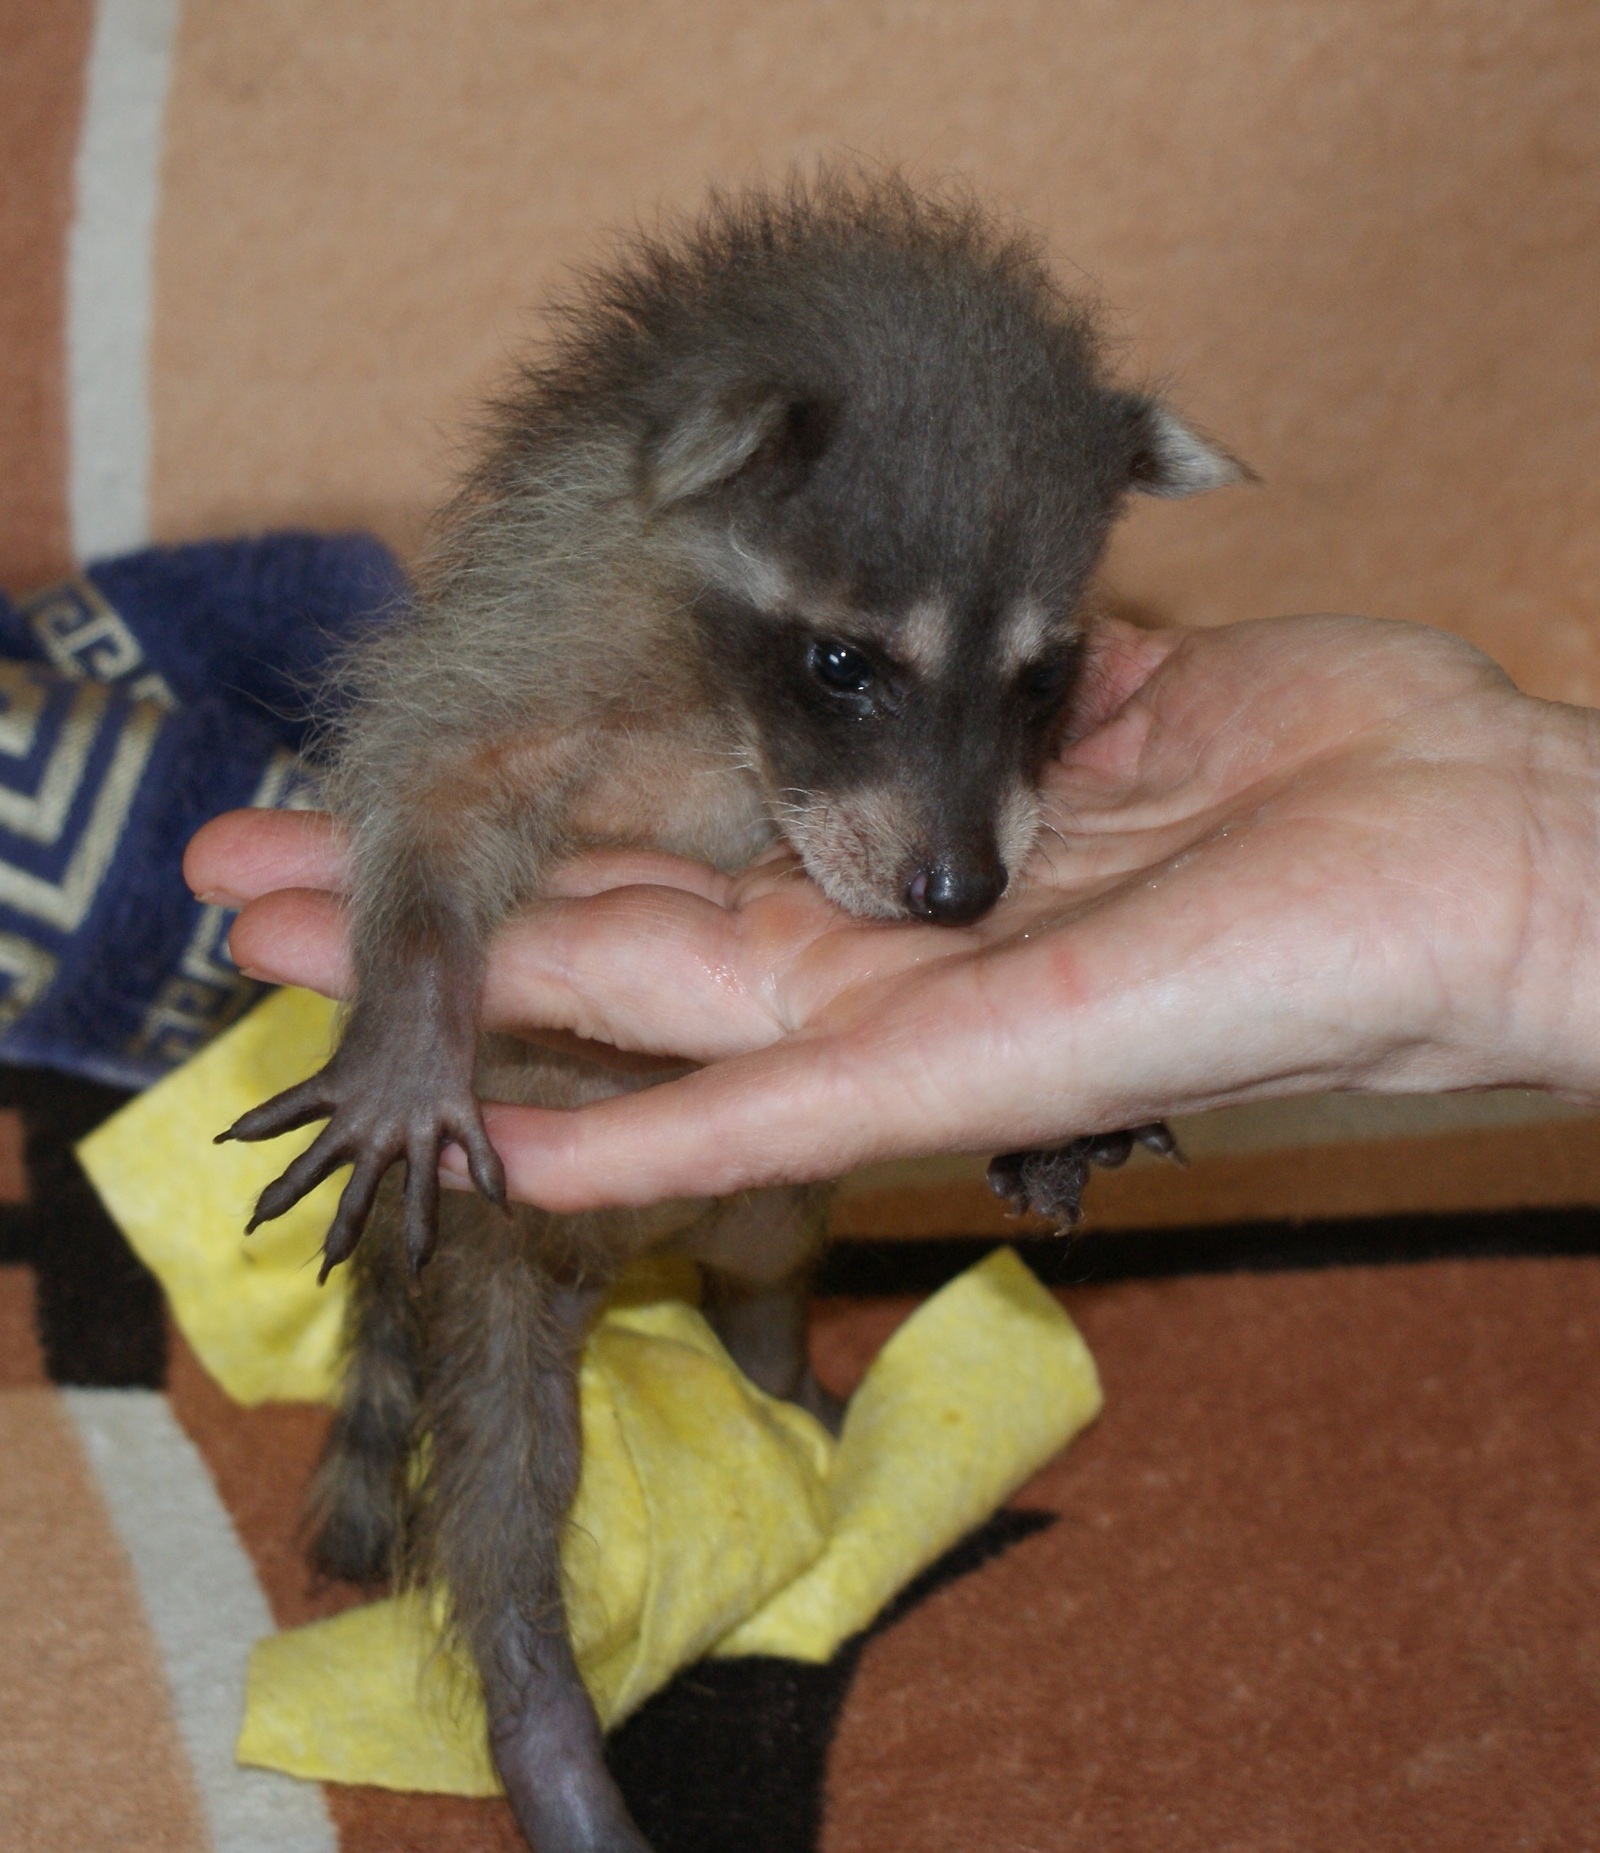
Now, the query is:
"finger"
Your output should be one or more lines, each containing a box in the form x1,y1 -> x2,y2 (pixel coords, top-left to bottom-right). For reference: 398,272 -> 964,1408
486,870 -> 935,1061
247,1122 -> 357,1231
484,885 -> 786,1057
228,888 -> 352,995
232,872 -> 793,1061
544,848 -> 736,905
319,1151 -> 392,1280
320,1152 -> 391,1275
229,877 -> 779,1051
722,839 -> 811,899
402,1134 -> 442,1272
1072,618 -> 1184,734
446,1027 -> 959,1212
440,908 -> 1221,1213
186,809 -> 348,907
219,1071 -> 336,1143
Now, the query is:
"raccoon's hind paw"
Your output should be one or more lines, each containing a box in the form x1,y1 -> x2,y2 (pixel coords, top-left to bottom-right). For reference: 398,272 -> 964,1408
217,1047 -> 506,1278
987,1122 -> 1181,1229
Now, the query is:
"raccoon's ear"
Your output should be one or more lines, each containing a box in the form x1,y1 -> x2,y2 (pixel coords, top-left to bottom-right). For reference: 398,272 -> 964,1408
642,391 -> 834,510
1115,392 -> 1255,498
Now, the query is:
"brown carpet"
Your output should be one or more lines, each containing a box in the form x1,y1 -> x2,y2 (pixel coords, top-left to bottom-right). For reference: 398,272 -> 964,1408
824,1266 -> 1600,1853
0,0 -> 86,588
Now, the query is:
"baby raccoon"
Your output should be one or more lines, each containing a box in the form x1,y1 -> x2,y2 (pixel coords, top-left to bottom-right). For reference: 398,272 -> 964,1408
223,172 -> 1245,1852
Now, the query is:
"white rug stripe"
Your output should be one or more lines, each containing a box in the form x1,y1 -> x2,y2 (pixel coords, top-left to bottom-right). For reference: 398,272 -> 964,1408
64,1388 -> 338,1853
68,0 -> 181,561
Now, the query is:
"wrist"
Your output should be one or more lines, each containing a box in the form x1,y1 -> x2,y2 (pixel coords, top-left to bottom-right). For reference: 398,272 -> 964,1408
1481,695 -> 1600,1101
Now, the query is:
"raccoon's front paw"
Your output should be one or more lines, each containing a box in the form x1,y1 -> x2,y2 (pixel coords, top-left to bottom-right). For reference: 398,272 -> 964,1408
216,1036 -> 506,1278
986,1122 -> 1180,1230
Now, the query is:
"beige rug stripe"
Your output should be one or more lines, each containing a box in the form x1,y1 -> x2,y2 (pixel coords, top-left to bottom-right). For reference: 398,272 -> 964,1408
64,1388 -> 339,1853
0,1386 -> 209,1853
67,0 -> 181,560
150,2 -> 1600,698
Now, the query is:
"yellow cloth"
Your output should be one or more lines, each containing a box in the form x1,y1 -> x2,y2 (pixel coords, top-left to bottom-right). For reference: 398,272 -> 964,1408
82,985 -> 353,1405
79,986 -> 1103,1795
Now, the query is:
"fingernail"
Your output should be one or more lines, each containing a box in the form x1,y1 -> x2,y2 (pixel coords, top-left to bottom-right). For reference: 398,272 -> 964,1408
439,1145 -> 470,1187
195,889 -> 245,908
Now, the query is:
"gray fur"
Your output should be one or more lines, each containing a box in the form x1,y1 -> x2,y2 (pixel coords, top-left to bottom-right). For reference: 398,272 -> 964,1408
223,169 -> 1245,1853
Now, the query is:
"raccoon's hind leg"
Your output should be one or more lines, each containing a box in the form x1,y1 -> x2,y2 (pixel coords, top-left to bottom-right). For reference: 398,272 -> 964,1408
682,1186 -> 844,1434
417,1205 -> 650,1853
987,1123 -> 1182,1229
306,1181 -> 420,1585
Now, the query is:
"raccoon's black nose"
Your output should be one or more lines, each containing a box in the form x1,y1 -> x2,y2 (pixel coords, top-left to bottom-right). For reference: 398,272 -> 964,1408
905,859 -> 1006,926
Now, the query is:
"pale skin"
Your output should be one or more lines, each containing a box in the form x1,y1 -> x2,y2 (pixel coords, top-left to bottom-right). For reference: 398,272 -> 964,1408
185,612 -> 1600,1214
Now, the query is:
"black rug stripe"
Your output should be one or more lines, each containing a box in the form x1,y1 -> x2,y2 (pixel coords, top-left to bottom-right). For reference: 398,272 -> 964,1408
814,1205 -> 1600,1297
0,1065 -> 157,1386
606,1509 -> 1055,1853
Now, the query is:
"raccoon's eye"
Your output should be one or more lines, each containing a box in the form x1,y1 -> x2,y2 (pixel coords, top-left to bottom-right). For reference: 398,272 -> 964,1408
807,639 -> 875,696
1018,650 -> 1078,707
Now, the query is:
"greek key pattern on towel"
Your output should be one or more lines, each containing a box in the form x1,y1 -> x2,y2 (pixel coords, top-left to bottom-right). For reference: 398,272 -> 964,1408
0,535 -> 395,1091
19,575 -> 180,709
0,662 -> 162,1033
129,748 -> 324,1072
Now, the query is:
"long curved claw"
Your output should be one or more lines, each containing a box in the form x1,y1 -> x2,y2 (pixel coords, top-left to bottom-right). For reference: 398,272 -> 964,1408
1132,1121 -> 1183,1162
402,1134 -> 442,1274
246,1121 -> 357,1232
455,1115 -> 507,1213
219,1075 -> 335,1146
318,1152 -> 392,1283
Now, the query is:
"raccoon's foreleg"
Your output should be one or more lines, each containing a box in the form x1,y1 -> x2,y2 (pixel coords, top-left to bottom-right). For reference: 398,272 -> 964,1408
305,1181 -> 421,1584
986,1122 -> 1182,1229
416,1206 -> 647,1853
220,732 -> 584,1275
219,897 -> 505,1276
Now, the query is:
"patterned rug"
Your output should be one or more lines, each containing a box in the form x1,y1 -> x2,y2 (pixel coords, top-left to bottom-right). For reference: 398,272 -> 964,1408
6,1068 -> 1600,1853
8,7 -> 1600,1845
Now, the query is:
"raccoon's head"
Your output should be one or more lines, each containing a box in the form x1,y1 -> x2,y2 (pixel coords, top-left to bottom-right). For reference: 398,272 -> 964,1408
626,178 -> 1248,923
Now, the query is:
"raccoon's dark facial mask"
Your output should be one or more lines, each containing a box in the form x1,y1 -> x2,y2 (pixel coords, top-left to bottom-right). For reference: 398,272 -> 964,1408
684,584 -> 1075,920
651,381 -> 1247,923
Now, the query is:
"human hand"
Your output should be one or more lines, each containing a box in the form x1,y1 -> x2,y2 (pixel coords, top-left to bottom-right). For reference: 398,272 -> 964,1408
186,613 -> 1600,1211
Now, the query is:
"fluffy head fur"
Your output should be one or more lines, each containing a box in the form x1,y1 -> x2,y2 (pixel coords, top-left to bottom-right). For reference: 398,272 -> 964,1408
341,170 -> 1246,929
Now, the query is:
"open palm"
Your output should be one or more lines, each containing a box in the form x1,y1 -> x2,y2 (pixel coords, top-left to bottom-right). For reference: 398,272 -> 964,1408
188,612 -> 1600,1212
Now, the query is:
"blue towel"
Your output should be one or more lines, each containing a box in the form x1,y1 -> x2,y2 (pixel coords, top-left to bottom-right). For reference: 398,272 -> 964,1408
0,533 -> 404,1091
